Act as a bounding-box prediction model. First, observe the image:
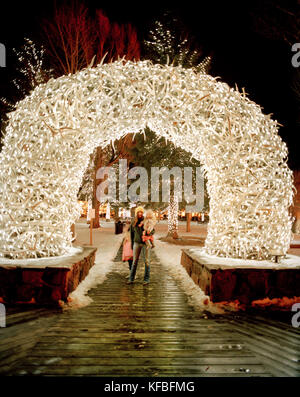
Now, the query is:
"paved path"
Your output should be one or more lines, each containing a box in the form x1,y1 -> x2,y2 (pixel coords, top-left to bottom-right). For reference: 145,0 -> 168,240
1,245 -> 299,376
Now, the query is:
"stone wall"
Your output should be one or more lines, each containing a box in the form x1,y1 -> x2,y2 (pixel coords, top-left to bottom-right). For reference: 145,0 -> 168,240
181,249 -> 300,305
0,247 -> 97,305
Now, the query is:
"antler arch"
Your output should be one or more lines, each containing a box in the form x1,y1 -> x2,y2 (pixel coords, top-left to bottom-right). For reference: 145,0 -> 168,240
0,60 -> 294,260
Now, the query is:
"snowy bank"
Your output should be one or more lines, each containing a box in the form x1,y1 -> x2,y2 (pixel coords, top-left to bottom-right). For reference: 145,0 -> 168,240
65,221 -> 123,309
0,246 -> 83,267
154,233 -> 226,314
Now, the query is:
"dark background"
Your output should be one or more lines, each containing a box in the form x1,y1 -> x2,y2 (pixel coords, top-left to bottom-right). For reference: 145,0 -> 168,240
0,0 -> 299,169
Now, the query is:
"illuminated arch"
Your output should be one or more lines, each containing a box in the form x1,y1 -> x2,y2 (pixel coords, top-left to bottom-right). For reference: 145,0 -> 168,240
0,60 -> 294,260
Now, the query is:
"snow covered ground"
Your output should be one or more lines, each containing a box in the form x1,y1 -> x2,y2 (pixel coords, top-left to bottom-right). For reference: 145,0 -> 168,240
0,246 -> 84,267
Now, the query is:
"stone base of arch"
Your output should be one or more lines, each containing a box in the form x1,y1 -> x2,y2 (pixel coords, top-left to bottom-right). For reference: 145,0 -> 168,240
181,249 -> 300,307
0,246 -> 97,305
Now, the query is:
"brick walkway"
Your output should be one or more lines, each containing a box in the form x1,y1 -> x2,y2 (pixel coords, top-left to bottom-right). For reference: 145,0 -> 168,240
1,245 -> 299,376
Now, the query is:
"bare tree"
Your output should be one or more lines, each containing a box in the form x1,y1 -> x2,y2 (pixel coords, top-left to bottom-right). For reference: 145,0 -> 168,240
42,1 -> 140,76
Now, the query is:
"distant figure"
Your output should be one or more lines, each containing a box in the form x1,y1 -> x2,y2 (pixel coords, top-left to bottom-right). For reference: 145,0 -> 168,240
115,217 -> 123,234
122,223 -> 133,272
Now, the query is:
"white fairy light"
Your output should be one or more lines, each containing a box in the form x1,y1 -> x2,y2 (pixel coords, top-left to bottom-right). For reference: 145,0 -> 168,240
144,18 -> 211,71
0,38 -> 53,112
0,59 -> 294,260
168,195 -> 179,237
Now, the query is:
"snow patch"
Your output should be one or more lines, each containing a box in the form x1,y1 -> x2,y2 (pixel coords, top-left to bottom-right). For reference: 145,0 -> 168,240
65,228 -> 124,309
154,234 -> 226,314
0,246 -> 84,266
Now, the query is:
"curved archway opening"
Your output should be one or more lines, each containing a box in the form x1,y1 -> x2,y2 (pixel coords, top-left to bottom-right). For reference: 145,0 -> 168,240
0,60 -> 294,260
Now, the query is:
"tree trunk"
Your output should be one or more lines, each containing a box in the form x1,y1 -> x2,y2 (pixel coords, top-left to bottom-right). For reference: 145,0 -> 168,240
106,202 -> 111,222
92,134 -> 136,228
186,212 -> 191,232
93,197 -> 101,228
93,146 -> 104,229
169,229 -> 179,239
167,195 -> 179,239
71,223 -> 76,241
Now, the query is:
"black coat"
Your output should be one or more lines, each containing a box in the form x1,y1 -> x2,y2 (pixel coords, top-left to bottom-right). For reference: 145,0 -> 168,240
129,216 -> 155,249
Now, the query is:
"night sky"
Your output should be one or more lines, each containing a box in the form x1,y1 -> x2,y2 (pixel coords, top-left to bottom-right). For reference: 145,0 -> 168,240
0,0 -> 299,169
